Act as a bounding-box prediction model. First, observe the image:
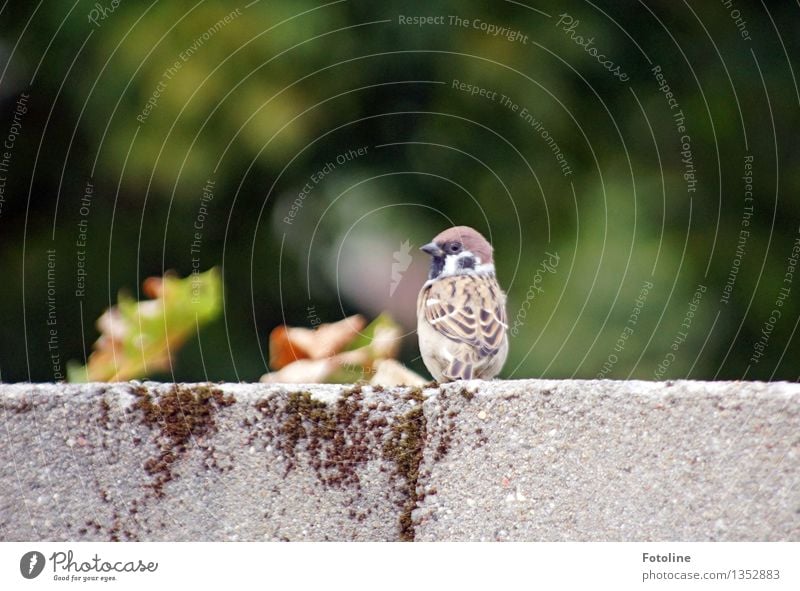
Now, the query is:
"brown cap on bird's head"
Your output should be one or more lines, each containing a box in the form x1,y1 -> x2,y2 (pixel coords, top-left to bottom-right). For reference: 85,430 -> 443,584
431,225 -> 494,265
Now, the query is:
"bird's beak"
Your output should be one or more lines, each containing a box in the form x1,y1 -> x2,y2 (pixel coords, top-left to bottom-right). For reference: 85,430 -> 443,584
420,242 -> 443,257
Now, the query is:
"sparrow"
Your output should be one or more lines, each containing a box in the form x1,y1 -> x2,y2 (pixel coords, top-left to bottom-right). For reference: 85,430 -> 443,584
417,226 -> 508,382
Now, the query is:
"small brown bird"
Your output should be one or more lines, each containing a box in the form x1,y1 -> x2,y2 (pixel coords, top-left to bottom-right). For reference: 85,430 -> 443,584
417,226 -> 508,382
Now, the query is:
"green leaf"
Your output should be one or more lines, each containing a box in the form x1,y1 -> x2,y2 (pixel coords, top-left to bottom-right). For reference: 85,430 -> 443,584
67,267 -> 222,382
344,312 -> 400,352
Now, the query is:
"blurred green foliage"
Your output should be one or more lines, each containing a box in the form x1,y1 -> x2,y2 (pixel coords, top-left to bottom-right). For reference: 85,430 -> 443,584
0,1 -> 797,382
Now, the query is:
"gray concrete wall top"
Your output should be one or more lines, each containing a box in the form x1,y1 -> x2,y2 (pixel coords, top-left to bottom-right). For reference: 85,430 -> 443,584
1,380 -> 798,541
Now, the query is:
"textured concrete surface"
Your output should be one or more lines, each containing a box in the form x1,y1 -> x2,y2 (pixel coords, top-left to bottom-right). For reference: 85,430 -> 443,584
417,380 -> 800,541
1,380 -> 798,541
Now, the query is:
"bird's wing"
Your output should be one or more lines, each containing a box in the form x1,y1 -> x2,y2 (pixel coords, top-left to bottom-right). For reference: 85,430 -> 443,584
420,275 -> 507,360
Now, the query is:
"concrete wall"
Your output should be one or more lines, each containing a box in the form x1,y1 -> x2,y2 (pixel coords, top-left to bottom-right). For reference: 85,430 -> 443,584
1,380 -> 798,541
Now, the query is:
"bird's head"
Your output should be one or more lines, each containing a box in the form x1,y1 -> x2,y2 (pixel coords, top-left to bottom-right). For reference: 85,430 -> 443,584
420,225 -> 495,281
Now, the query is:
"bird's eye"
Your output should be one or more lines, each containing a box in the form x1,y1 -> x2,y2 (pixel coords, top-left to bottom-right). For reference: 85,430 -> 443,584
448,242 -> 462,254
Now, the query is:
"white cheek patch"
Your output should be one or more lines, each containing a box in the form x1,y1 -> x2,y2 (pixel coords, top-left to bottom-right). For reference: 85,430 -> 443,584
425,250 -> 494,286
436,250 -> 495,279
441,255 -> 458,277
441,250 -> 476,277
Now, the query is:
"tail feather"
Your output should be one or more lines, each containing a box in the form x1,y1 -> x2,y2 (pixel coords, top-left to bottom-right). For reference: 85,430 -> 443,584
445,358 -> 474,381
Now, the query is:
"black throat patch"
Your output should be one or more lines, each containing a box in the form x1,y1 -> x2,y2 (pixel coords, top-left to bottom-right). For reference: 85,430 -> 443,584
457,255 -> 475,270
429,255 -> 445,280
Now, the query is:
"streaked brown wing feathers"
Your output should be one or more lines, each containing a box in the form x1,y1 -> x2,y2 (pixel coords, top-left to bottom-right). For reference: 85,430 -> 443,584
422,275 -> 506,359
